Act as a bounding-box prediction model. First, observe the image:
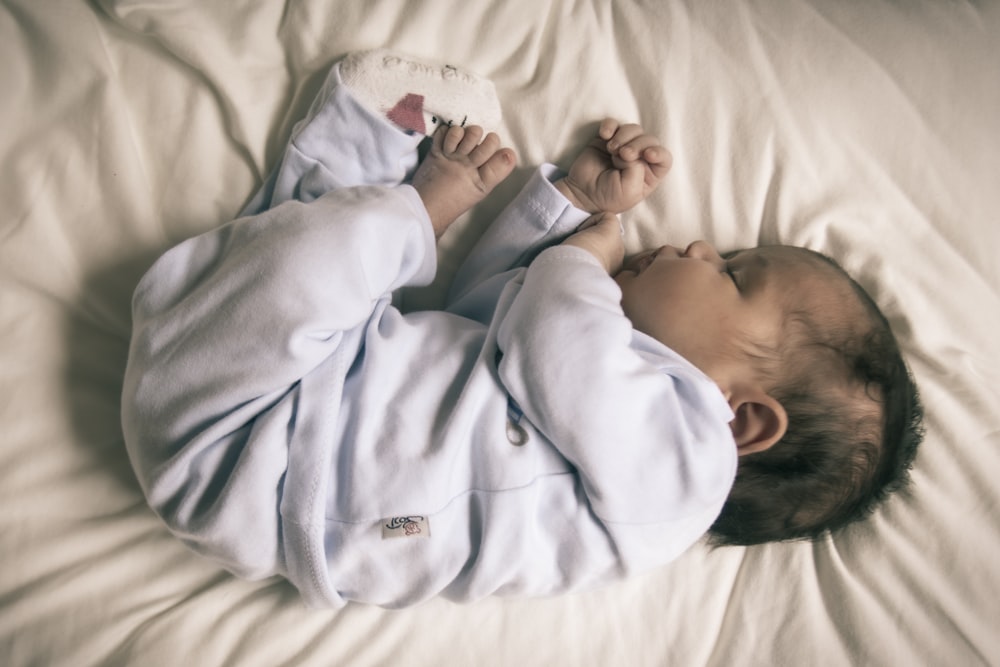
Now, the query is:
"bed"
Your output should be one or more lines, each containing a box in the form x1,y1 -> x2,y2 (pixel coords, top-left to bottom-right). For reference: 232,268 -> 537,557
2,1 -> 998,664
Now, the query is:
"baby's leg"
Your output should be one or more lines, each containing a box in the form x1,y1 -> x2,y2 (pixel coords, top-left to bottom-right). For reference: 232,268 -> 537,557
412,124 -> 516,238
243,50 -> 502,215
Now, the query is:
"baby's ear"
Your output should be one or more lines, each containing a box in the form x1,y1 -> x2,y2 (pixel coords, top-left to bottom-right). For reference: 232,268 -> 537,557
729,393 -> 788,456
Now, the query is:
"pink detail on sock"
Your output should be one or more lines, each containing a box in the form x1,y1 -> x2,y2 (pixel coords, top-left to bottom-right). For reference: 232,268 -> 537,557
386,93 -> 426,135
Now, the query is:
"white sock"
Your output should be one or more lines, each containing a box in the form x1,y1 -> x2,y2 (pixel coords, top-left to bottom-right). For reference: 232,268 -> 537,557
339,49 -> 502,136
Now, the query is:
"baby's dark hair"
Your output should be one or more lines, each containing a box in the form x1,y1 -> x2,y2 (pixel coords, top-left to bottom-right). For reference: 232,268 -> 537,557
709,248 -> 924,546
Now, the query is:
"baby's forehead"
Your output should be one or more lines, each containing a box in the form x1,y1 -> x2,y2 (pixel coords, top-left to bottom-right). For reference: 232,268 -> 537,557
735,244 -> 823,265
747,245 -> 866,323
734,245 -> 841,282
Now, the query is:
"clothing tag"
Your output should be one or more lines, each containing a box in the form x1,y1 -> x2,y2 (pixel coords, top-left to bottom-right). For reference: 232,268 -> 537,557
382,516 -> 430,539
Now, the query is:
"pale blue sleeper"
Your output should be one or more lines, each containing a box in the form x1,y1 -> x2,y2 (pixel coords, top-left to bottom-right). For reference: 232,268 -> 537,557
121,62 -> 737,608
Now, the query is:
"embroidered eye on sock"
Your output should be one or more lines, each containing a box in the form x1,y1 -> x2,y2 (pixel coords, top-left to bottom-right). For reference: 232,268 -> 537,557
339,49 -> 502,136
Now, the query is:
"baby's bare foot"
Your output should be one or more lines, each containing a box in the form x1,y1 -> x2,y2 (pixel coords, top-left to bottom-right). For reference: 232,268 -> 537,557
412,124 -> 516,237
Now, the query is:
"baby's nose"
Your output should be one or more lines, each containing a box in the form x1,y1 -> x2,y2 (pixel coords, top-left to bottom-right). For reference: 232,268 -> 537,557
682,240 -> 721,261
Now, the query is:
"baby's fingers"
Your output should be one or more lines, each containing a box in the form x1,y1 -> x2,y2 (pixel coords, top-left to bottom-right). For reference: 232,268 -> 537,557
564,211 -> 626,274
615,134 -> 664,162
606,123 -> 645,154
598,117 -> 621,140
615,138 -> 672,188
641,144 -> 673,180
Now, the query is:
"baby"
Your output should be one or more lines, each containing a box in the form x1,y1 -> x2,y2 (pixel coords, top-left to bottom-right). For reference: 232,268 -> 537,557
121,50 -> 922,608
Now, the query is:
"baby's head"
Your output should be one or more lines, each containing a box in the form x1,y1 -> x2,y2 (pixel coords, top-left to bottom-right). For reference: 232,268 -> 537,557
614,242 -> 923,545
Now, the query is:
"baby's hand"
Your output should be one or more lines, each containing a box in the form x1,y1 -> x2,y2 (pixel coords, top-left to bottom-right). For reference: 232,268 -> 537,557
562,212 -> 625,275
554,118 -> 672,214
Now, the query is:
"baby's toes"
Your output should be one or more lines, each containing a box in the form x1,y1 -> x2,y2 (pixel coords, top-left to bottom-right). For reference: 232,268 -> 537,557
477,147 -> 516,192
456,125 -> 484,155
442,124 -> 467,154
468,132 -> 501,166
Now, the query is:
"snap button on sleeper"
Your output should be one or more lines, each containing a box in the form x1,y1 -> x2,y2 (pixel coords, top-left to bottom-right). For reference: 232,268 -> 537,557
504,392 -> 529,446
506,419 -> 528,446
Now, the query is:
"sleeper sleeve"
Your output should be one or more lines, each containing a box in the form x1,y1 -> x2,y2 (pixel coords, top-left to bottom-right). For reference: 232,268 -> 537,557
495,246 -> 738,566
446,165 -> 590,306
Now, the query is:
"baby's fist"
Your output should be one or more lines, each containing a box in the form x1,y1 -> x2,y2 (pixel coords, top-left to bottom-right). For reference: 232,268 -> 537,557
555,119 -> 672,214
562,212 -> 625,275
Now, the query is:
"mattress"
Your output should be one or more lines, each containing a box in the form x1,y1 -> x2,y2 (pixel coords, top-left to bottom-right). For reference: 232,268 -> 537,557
2,1 -> 998,664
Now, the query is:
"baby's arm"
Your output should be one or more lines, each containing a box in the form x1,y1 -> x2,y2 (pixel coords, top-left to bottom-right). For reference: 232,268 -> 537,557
446,165 -> 592,308
495,246 -> 737,564
448,120 -> 668,307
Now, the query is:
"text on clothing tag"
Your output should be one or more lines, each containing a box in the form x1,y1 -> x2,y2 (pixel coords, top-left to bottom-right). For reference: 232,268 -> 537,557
382,516 -> 430,539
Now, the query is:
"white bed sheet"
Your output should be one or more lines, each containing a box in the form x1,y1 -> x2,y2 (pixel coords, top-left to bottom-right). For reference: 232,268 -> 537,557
2,1 -> 998,665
